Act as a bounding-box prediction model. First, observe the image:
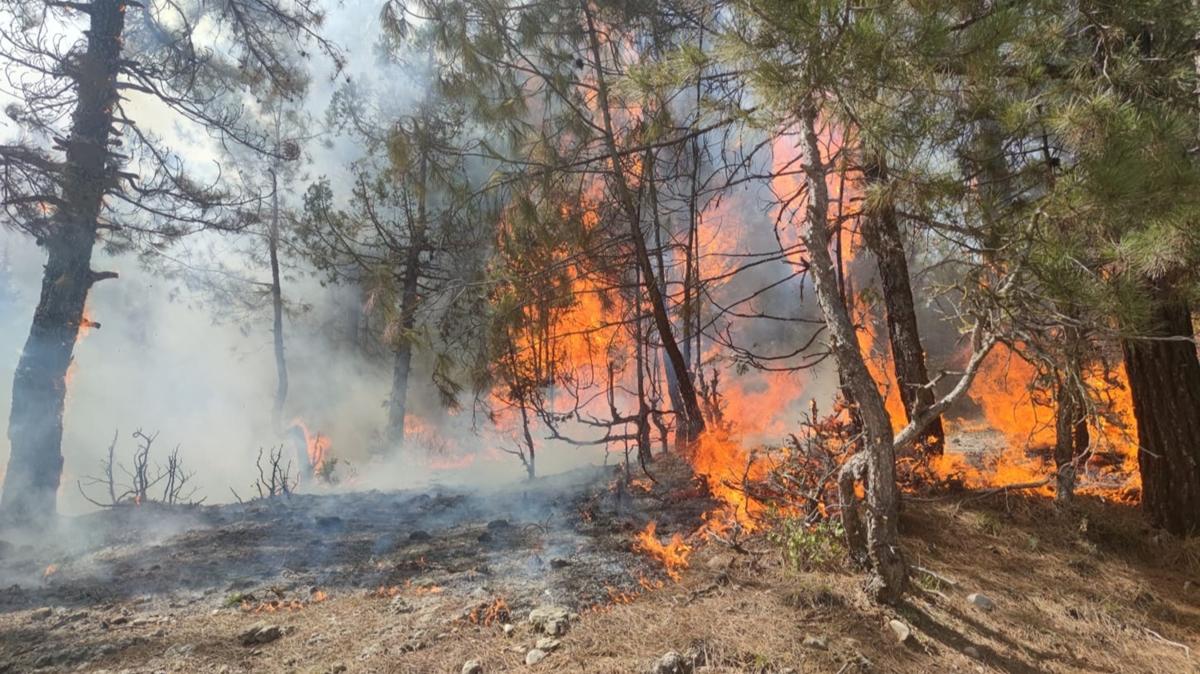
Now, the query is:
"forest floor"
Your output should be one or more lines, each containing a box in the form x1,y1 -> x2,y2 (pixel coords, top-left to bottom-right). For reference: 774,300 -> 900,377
0,453 -> 1197,673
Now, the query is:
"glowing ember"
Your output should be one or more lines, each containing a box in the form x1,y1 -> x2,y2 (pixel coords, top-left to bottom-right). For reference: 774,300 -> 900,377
372,585 -> 403,598
242,598 -> 304,613
42,564 -> 58,579
76,307 -> 99,344
604,586 -> 639,605
634,521 -> 691,580
467,596 -> 510,626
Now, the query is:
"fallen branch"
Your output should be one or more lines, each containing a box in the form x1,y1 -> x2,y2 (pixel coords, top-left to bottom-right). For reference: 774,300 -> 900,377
1144,627 -> 1191,658
914,565 -> 961,588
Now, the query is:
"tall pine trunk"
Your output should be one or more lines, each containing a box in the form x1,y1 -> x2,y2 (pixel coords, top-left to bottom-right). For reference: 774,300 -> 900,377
797,109 -> 905,602
386,145 -> 428,447
860,155 -> 944,455
582,3 -> 704,443
2,0 -> 125,523
1053,324 -> 1088,503
268,167 -> 289,431
1053,377 -> 1088,503
1121,286 -> 1200,535
647,152 -> 686,451
384,230 -> 424,448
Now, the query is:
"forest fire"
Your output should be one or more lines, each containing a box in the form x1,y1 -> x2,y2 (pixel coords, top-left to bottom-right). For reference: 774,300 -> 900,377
5,1 -> 1200,671
372,580 -> 446,598
466,596 -> 510,626
933,344 -> 1141,501
687,431 -> 768,531
290,418 -> 330,476
634,521 -> 691,580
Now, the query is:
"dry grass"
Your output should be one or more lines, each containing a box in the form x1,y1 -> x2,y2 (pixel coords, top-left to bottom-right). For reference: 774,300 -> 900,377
43,491 -> 1197,673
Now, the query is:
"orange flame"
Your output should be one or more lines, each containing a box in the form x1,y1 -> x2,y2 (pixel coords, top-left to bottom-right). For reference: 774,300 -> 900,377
634,521 -> 691,580
467,596 -> 510,626
290,418 -> 330,475
931,344 -> 1140,500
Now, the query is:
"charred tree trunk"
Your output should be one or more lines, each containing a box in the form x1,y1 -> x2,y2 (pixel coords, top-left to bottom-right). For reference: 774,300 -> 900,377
2,0 -> 126,523
1121,287 -> 1200,535
647,156 -> 686,450
582,3 -> 705,444
516,395 -> 535,479
797,108 -> 905,603
859,154 -> 944,456
268,167 -> 289,431
634,294 -> 653,467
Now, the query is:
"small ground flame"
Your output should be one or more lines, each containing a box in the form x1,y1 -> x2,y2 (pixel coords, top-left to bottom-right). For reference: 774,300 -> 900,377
634,521 -> 691,581
467,596 -> 510,626
290,418 -> 331,476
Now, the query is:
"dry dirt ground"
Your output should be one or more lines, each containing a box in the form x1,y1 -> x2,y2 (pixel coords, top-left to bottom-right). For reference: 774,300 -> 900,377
0,457 -> 1197,673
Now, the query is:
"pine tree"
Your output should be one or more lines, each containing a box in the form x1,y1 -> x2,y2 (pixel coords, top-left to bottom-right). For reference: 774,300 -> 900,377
0,0 -> 340,523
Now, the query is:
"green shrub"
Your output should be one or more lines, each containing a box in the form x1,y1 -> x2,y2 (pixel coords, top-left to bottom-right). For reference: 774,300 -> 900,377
768,517 -> 846,571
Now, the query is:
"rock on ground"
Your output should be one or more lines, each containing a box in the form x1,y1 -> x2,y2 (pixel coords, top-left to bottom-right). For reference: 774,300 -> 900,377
525,648 -> 548,665
238,622 -> 283,646
967,592 -> 996,611
651,650 -> 692,674
535,637 -> 561,652
888,619 -> 912,644
528,606 -> 571,636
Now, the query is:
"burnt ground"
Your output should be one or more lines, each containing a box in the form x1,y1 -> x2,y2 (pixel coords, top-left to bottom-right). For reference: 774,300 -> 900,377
0,459 -> 717,673
0,454 -> 1198,674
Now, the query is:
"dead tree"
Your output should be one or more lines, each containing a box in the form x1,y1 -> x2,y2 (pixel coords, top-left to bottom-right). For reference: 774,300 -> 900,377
580,3 -> 705,443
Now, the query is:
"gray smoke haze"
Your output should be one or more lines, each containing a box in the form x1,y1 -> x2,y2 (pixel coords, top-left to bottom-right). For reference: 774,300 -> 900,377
0,0 -> 866,518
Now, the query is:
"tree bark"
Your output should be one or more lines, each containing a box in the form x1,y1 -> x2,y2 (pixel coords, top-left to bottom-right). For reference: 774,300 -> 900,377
385,140 -> 428,447
860,154 -> 945,455
2,0 -> 126,524
268,166 -> 289,431
647,154 -> 686,449
1053,376 -> 1088,504
1121,286 -> 1200,535
581,2 -> 705,444
796,109 -> 906,603
384,238 -> 424,448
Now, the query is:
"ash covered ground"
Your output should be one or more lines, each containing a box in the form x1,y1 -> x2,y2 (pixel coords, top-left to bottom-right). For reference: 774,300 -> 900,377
0,459 -> 716,672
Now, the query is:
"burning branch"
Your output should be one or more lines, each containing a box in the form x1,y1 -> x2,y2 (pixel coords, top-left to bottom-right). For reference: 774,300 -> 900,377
893,322 -> 1000,452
